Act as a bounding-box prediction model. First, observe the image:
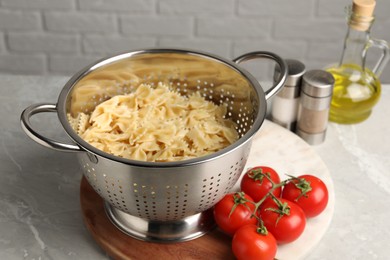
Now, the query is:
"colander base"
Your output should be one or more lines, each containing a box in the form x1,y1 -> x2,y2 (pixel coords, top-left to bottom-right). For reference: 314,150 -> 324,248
104,203 -> 216,243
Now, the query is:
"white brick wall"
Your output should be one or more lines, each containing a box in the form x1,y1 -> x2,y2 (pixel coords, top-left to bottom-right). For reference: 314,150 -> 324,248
159,0 -> 235,14
0,0 -> 389,83
198,17 -> 272,38
0,9 -> 42,30
8,32 -> 79,53
44,12 -> 118,33
121,16 -> 193,36
238,0 -> 312,16
0,53 -> 45,74
79,0 -> 153,13
2,0 -> 75,10
82,35 -> 155,54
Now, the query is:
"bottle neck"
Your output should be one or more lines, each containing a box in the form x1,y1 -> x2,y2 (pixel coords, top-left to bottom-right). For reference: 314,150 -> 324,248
339,26 -> 370,67
339,9 -> 374,68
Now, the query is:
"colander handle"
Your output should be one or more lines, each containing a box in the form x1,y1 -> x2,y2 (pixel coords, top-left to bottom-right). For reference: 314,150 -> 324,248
233,51 -> 288,100
21,103 -> 83,153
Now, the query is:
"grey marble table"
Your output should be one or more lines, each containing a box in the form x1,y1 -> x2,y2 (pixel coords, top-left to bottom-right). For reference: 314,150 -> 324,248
1,74 -> 389,260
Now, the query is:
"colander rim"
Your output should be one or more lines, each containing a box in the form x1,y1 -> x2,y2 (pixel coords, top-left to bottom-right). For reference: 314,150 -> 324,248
57,48 -> 267,168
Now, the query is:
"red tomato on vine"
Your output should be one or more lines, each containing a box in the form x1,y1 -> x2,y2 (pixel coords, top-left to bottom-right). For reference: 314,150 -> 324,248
240,166 -> 282,202
232,224 -> 277,260
259,197 -> 306,244
282,174 -> 329,218
213,192 -> 257,236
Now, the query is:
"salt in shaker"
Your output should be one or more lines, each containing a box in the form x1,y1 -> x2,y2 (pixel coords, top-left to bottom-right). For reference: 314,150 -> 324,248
271,59 -> 306,131
296,70 -> 335,145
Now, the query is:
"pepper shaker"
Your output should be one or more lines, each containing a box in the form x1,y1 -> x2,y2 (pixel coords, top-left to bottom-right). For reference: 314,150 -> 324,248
271,59 -> 306,131
296,70 -> 335,145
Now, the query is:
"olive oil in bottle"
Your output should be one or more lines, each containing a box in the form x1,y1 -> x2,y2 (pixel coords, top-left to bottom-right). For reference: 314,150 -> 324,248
326,0 -> 389,124
327,64 -> 381,123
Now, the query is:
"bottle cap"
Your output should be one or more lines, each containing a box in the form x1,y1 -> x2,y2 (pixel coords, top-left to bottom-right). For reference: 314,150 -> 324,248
350,0 -> 376,31
274,59 -> 306,98
301,70 -> 335,98
352,0 -> 376,17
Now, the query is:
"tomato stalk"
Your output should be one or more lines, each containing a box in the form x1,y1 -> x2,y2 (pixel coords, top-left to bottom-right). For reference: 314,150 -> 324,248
247,168 -> 268,183
250,173 -> 289,213
265,193 -> 291,225
256,223 -> 268,236
285,174 -> 312,201
227,192 -> 270,235
228,191 -> 252,218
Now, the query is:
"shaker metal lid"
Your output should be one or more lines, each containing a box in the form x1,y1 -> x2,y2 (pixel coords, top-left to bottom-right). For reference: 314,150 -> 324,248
301,69 -> 335,98
274,59 -> 306,87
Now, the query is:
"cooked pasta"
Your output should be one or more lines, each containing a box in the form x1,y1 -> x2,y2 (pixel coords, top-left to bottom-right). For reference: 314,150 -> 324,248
69,82 -> 239,162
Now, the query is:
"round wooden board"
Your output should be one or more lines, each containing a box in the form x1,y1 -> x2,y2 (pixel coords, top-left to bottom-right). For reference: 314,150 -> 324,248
80,176 -> 235,260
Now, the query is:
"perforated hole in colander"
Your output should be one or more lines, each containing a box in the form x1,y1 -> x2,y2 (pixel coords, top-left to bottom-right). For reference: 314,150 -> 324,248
81,159 -> 99,189
161,184 -> 184,221
127,182 -> 190,221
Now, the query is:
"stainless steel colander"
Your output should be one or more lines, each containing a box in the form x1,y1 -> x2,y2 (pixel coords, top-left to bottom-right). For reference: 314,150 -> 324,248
21,49 -> 287,242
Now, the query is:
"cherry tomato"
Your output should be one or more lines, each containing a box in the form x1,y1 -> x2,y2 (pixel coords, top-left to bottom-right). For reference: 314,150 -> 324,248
213,192 -> 257,236
282,174 -> 329,218
232,224 -> 277,260
259,198 -> 306,244
240,166 -> 282,202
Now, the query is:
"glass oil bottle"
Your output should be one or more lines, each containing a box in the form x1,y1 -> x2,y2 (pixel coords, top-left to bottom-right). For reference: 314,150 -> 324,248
326,0 -> 389,124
